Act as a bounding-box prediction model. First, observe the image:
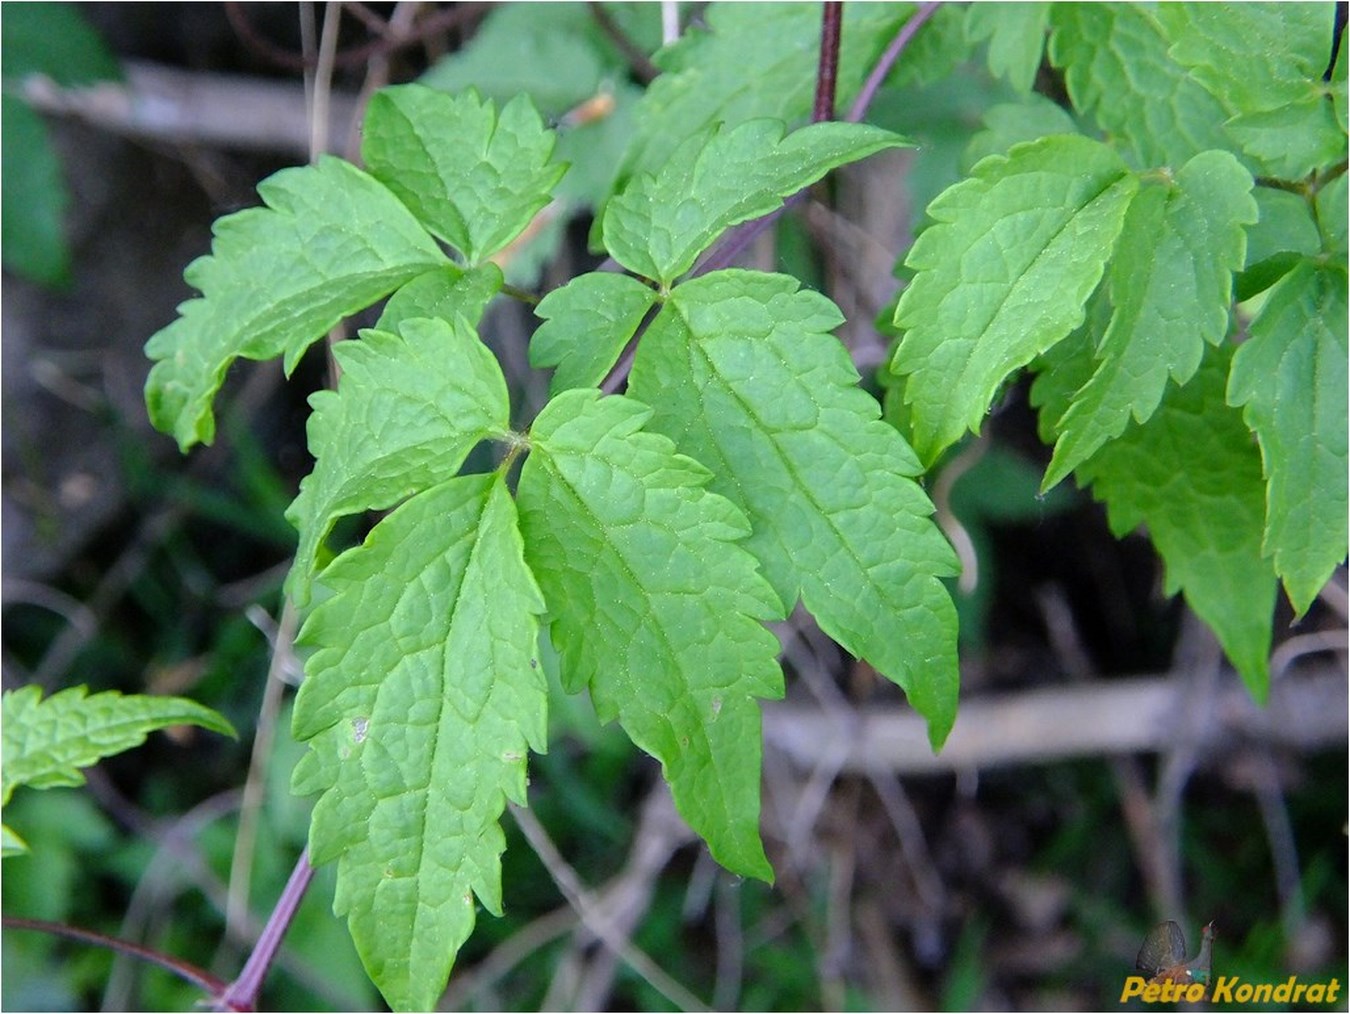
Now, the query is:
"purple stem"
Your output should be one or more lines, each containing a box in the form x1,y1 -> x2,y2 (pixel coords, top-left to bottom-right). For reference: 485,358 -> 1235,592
846,1 -> 941,123
813,2 -> 843,123
694,2 -> 941,276
597,3 -> 943,391
2,916 -> 228,997
215,848 -> 316,1012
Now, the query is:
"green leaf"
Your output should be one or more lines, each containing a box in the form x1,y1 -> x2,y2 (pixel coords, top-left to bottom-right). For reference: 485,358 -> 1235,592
1034,340 -> 1275,698
2,685 -> 236,807
293,473 -> 545,1012
530,271 -> 657,394
890,4 -> 978,90
0,0 -> 120,288
629,271 -> 960,746
964,96 -> 1080,169
374,263 -> 503,333
1048,4 -> 1235,169
1315,172 -> 1347,257
1227,261 -> 1349,615
1158,3 -> 1345,177
1238,187 -> 1323,300
614,3 -> 911,190
1,2 -> 121,84
1248,187 -> 1324,263
517,389 -> 783,880
604,118 -> 909,285
144,156 -> 447,451
1225,100 -> 1347,180
1043,150 -> 1256,487
286,317 -> 511,602
362,86 -> 565,265
419,4 -> 610,118
892,135 -> 1137,463
1,96 -> 68,286
2,823 -> 27,857
966,2 -> 1050,94
1160,3 -> 1335,114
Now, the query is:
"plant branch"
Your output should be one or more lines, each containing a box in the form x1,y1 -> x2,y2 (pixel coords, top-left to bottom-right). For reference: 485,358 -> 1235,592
813,2 -> 843,122
215,849 -> 317,1012
2,917 -> 227,998
690,4 -> 938,278
589,2 -> 661,84
508,802 -> 711,1013
224,1 -> 490,72
763,663 -> 1347,776
224,600 -> 298,950
845,1 -> 941,123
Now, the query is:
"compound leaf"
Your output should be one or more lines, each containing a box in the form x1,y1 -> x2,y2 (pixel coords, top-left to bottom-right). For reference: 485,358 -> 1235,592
2,685 -> 235,811
1044,150 -> 1256,486
892,134 -> 1137,463
1048,4 -> 1235,169
603,118 -> 909,285
1035,340 -> 1275,698
292,473 -> 546,1012
286,317 -> 511,603
362,85 -> 566,265
1228,260 -> 1349,615
144,156 -> 447,451
517,390 -> 783,880
530,271 -> 657,394
629,271 -> 960,746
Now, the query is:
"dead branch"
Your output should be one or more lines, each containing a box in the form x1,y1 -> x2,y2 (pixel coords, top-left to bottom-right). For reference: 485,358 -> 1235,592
763,665 -> 1347,776
22,61 -> 356,157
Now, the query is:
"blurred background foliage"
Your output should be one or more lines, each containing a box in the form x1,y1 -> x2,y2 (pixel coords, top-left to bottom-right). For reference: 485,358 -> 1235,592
2,3 -> 1345,1010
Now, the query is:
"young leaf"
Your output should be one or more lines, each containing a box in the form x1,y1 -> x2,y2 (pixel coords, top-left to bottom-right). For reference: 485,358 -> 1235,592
286,316 -> 511,602
1035,340 -> 1275,698
362,86 -> 565,265
292,473 -> 546,1013
603,118 -> 910,285
1228,261 -> 1349,615
517,389 -> 784,880
530,271 -> 657,394
144,156 -> 447,451
375,263 -> 503,334
892,135 -> 1137,464
1043,150 -> 1256,487
1047,4 -> 1235,169
629,271 -> 961,746
2,685 -> 235,810
966,2 -> 1050,94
